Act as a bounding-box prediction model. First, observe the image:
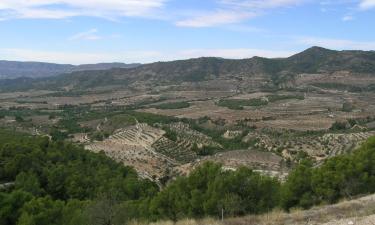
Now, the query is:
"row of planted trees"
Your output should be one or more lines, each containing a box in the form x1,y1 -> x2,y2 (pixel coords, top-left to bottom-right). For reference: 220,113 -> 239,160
1,130 -> 375,225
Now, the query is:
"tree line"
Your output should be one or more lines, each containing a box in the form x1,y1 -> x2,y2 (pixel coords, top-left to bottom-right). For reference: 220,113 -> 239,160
1,129 -> 375,225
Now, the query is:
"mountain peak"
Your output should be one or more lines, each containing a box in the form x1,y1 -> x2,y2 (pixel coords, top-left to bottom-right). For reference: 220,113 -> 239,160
288,46 -> 336,60
307,46 -> 331,51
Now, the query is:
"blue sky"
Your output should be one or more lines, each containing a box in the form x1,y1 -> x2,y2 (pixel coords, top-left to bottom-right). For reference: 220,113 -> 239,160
0,0 -> 374,64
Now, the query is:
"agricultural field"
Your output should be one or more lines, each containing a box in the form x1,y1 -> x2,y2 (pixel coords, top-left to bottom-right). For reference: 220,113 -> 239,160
245,130 -> 375,162
0,79 -> 374,184
205,149 -> 288,180
85,123 -> 175,181
2,12 -> 375,223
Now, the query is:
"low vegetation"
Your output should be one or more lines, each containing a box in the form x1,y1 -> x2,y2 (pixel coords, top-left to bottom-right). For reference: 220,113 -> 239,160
188,122 -> 253,151
217,99 -> 268,110
267,94 -> 304,102
313,83 -> 375,93
154,102 -> 191,110
217,95 -> 304,110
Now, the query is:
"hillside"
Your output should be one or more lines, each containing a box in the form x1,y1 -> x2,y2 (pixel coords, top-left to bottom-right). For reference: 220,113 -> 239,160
0,60 -> 141,79
144,193 -> 375,225
0,47 -> 374,92
1,129 -> 375,225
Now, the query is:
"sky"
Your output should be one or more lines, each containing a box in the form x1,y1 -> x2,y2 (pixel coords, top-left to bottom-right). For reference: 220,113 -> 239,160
0,0 -> 374,64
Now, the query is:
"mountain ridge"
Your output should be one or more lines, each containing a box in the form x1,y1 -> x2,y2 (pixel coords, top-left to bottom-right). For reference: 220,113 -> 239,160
0,46 -> 374,92
0,60 -> 141,79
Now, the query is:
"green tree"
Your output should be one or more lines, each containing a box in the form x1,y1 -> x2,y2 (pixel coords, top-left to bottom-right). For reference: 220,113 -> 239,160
61,200 -> 89,225
281,160 -> 314,210
18,197 -> 64,225
0,191 -> 33,225
15,172 -> 44,197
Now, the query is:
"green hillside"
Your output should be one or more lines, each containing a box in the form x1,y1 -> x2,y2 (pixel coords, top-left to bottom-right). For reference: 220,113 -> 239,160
1,129 -> 375,224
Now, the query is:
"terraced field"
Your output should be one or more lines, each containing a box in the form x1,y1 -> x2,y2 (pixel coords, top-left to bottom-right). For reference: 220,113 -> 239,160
152,122 -> 222,163
320,132 -> 375,157
85,123 -> 176,180
152,137 -> 197,163
214,149 -> 283,171
84,117 -> 375,182
85,122 -> 221,181
168,122 -> 221,147
3,81 -> 373,184
247,131 -> 375,162
110,123 -> 165,147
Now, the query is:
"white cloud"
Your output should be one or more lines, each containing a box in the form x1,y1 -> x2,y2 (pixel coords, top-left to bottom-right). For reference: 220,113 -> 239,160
69,28 -> 101,41
0,0 -> 167,20
342,15 -> 354,21
359,0 -> 375,10
176,10 -> 255,27
176,0 -> 306,27
220,0 -> 304,9
297,37 -> 375,50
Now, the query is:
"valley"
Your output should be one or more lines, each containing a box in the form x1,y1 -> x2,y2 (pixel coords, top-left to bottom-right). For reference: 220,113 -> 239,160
2,0 -> 375,223
0,47 -> 374,185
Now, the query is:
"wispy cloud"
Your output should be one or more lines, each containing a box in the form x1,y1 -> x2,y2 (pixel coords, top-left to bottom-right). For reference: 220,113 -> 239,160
220,0 -> 304,9
342,15 -> 354,21
176,10 -> 255,28
69,28 -> 101,41
176,0 -> 306,27
297,36 -> 375,50
0,0 -> 167,20
359,0 -> 375,10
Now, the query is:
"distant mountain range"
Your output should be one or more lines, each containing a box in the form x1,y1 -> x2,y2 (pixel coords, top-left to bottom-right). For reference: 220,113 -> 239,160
0,47 -> 374,92
0,61 -> 141,79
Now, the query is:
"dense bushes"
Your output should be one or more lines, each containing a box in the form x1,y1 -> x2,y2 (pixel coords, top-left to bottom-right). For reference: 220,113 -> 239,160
155,102 -> 191,110
0,132 -> 158,225
217,99 -> 268,110
189,123 -> 253,151
217,95 -> 304,110
152,136 -> 375,218
0,138 -> 157,200
1,130 -> 375,224
163,126 -> 178,141
267,94 -> 304,102
281,136 -> 375,210
149,163 -> 280,220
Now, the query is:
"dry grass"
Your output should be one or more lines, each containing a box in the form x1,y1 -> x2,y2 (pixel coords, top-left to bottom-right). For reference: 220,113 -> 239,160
131,194 -> 375,225
129,218 -> 221,225
224,194 -> 375,225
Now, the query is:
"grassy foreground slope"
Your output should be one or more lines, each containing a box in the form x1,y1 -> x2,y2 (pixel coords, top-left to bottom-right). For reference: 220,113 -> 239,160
142,193 -> 375,225
0,129 -> 375,225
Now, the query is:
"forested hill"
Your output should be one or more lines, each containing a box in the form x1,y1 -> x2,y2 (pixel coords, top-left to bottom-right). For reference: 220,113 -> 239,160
1,129 -> 375,225
0,61 -> 141,79
0,130 -> 159,225
1,47 -> 374,92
